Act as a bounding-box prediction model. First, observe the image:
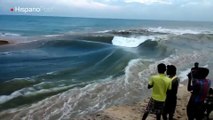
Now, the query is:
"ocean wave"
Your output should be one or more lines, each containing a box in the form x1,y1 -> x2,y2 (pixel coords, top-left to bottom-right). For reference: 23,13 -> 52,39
0,85 -> 75,104
112,36 -> 155,47
0,44 -> 135,103
0,39 -> 134,81
95,30 -> 112,33
0,51 -> 211,120
111,35 -> 167,47
96,29 -> 165,36
96,27 -> 213,36
44,34 -> 61,37
43,39 -> 111,49
0,32 -> 21,37
147,27 -> 212,35
2,28 -> 211,49
109,29 -> 153,36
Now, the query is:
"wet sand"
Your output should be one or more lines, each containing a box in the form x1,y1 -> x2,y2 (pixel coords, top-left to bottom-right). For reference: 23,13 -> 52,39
75,84 -> 213,120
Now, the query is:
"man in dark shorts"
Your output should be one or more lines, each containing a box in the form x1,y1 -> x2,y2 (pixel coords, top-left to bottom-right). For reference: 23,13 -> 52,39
187,63 -> 211,120
163,65 -> 179,120
142,63 -> 171,120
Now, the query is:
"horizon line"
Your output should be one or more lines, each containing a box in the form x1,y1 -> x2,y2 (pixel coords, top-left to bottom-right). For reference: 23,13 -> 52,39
1,14 -> 213,23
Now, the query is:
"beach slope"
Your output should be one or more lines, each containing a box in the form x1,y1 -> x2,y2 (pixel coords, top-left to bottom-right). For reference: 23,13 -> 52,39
75,85 -> 212,120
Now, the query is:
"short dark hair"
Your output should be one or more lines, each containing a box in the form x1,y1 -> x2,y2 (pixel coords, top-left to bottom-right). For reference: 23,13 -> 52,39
157,63 -> 166,74
167,65 -> 176,76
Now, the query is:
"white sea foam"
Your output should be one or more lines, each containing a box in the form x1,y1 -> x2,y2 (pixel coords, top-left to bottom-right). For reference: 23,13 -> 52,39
0,85 -> 73,104
0,32 -> 21,37
112,35 -> 163,47
147,27 -> 210,35
0,91 -> 24,104
46,71 -> 55,75
44,34 -> 60,37
95,30 -> 111,33
178,68 -> 191,82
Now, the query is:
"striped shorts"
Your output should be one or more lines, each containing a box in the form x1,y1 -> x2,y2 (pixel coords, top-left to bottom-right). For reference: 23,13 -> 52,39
145,98 -> 165,114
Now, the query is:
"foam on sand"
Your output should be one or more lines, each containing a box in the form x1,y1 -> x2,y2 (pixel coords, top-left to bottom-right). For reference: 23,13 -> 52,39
75,85 -> 193,120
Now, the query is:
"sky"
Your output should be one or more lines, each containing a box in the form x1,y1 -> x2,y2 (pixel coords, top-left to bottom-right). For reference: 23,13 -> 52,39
0,0 -> 213,21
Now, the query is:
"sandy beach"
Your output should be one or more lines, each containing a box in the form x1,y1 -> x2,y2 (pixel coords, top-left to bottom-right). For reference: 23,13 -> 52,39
75,84 -> 213,120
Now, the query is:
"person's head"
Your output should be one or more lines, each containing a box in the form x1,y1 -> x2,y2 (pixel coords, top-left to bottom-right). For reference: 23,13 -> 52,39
166,65 -> 176,76
196,67 -> 209,79
194,62 -> 199,68
157,63 -> 166,74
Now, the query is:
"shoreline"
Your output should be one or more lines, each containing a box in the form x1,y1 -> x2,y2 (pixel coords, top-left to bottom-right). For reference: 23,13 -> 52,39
75,84 -> 213,120
0,78 -> 212,119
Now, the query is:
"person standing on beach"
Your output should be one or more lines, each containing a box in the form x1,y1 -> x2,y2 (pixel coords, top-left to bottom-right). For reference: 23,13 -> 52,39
163,65 -> 179,120
187,62 -> 199,83
142,63 -> 171,120
187,63 -> 211,120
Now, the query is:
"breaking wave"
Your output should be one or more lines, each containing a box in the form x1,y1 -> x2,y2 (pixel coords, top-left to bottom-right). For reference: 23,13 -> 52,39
0,51 -> 211,120
111,35 -> 167,47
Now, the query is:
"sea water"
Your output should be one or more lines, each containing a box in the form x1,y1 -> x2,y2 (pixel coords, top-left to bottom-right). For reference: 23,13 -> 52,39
0,15 -> 213,119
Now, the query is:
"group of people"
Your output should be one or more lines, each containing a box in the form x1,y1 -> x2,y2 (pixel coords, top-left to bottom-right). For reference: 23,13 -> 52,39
142,63 -> 212,120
